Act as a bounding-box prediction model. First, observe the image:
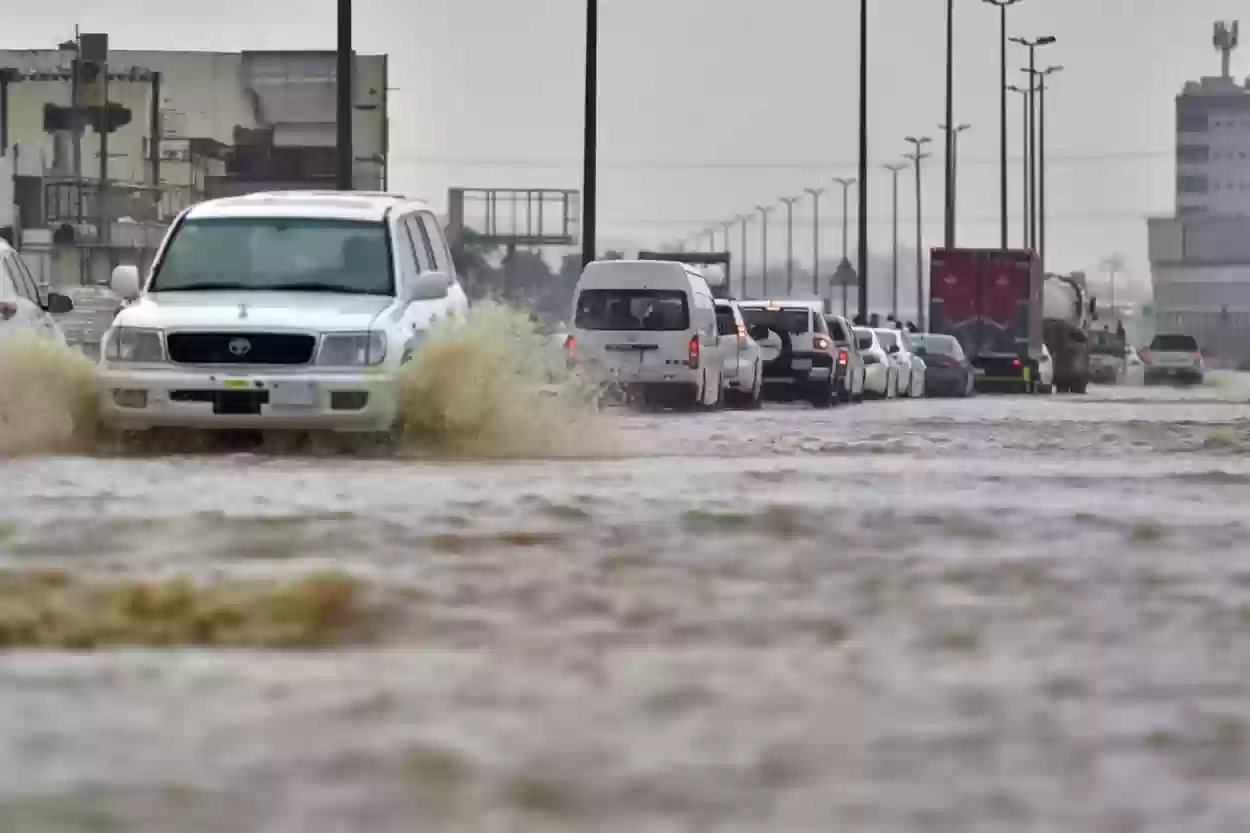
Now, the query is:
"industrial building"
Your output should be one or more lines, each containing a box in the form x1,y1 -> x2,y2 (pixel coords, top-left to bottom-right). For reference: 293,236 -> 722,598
0,36 -> 388,286
1147,21 -> 1250,364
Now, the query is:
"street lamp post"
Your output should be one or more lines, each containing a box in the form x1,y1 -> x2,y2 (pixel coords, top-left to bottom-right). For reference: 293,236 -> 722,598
983,0 -> 1023,248
738,215 -> 749,298
883,163 -> 907,321
581,0 -> 599,267
1010,35 -> 1056,251
757,205 -> 773,296
942,0 -> 955,249
336,0 -> 353,190
781,196 -> 800,295
856,0 -> 870,322
1034,65 -> 1061,272
804,187 -> 826,298
938,123 -> 971,247
904,136 -> 932,330
832,177 -> 855,314
1007,84 -> 1033,247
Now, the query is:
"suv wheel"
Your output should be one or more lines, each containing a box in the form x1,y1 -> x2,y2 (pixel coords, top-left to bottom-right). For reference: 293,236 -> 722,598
809,379 -> 835,409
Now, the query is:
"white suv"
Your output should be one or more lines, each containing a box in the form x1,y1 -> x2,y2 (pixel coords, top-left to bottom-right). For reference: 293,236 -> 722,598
736,300 -> 838,407
98,191 -> 469,433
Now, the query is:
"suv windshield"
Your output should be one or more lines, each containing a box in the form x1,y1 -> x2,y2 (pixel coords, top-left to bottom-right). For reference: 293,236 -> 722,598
575,289 -> 690,331
741,308 -> 810,334
150,217 -> 394,294
1150,334 -> 1198,351
853,328 -> 874,350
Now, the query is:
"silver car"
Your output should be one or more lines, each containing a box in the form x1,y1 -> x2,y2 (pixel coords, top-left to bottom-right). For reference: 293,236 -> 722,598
853,327 -> 899,399
714,300 -> 763,408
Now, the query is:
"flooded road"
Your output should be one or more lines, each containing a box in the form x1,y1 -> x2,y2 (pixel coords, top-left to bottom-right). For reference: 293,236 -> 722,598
3,379 -> 1250,832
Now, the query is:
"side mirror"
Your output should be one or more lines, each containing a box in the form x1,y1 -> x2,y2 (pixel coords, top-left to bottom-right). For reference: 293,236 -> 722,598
110,264 -> 141,299
404,270 -> 452,301
45,291 -> 74,314
748,324 -> 770,342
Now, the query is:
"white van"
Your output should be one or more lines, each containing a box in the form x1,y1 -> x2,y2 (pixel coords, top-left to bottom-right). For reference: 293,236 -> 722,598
568,259 -> 726,409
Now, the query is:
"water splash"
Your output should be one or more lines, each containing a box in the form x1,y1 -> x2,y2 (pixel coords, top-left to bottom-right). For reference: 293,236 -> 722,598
0,336 -> 100,456
393,303 -> 613,458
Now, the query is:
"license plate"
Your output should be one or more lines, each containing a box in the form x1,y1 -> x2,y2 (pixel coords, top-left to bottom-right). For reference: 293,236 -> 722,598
269,381 -> 318,407
791,359 -> 812,371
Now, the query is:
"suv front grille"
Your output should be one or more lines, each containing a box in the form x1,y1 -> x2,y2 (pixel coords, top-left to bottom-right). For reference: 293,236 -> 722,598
166,332 -> 316,365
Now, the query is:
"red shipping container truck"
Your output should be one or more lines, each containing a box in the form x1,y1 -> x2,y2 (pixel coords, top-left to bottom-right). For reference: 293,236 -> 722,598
929,247 -> 1045,392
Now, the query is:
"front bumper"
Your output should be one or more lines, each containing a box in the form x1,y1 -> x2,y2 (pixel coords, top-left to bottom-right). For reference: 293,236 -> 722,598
97,364 -> 398,432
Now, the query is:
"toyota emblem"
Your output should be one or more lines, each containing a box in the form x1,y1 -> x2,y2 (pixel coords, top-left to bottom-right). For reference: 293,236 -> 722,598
228,337 -> 251,356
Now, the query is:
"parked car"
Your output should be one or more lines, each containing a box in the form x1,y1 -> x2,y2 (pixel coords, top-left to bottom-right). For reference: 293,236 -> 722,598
1142,333 -> 1205,385
0,238 -> 74,348
738,300 -> 839,408
911,333 -> 975,397
570,259 -> 727,409
714,299 -> 763,409
98,190 -> 467,434
853,327 -> 898,399
825,314 -> 865,404
874,327 -> 924,397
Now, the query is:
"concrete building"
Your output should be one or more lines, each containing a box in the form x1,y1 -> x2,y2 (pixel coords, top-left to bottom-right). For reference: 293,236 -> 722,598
1148,21 -> 1250,364
0,42 -> 388,285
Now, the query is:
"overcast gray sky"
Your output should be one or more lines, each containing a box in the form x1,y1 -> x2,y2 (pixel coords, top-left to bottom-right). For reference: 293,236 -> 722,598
4,0 -> 1247,290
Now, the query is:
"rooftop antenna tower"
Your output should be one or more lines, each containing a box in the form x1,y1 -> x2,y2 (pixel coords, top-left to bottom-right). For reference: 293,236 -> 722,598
1214,20 -> 1239,78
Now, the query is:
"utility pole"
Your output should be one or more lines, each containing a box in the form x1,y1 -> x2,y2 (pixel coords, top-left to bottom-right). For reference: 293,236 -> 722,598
336,0 -> 353,190
805,187 -> 826,298
756,205 -> 773,297
581,0 -> 598,267
833,177 -> 855,314
883,162 -> 907,321
705,228 -> 716,250
938,123 -> 971,247
1011,35 -> 1056,250
1035,66 -> 1061,273
738,214 -> 749,298
984,0 -> 1022,248
780,196 -> 799,295
904,135 -> 932,329
856,0 -> 870,322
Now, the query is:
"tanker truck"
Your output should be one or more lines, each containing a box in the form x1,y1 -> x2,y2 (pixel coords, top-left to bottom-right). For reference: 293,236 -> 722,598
1042,271 -> 1096,393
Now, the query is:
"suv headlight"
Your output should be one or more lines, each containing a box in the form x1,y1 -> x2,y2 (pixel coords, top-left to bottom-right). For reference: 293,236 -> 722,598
316,331 -> 387,366
103,327 -> 165,362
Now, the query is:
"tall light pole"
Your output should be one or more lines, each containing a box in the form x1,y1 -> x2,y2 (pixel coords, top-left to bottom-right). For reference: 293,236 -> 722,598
833,177 -> 855,314
942,0 -> 955,249
938,123 -> 971,247
805,187 -> 826,297
856,0 -> 870,323
905,136 -> 932,330
1007,84 -> 1033,247
983,0 -> 1023,248
720,220 -> 733,251
757,205 -> 773,297
781,196 -> 800,295
581,0 -> 599,267
336,0 -> 353,190
1035,65 -> 1061,272
1010,35 -> 1056,251
737,215 -> 749,298
705,228 -> 716,250
883,162 -> 907,321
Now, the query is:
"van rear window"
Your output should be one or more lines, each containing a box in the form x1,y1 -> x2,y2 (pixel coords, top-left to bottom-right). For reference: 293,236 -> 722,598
1150,334 -> 1198,351
741,308 -> 810,334
575,289 -> 690,331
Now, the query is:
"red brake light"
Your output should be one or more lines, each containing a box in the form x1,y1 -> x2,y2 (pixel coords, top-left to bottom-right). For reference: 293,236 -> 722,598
564,335 -> 576,357
1012,358 -> 1021,368
0,302 -> 16,321
687,335 -> 700,369
837,350 -> 848,365
1192,351 -> 1203,362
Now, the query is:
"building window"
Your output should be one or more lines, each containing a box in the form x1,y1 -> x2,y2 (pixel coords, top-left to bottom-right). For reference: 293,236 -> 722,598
1178,174 -> 1209,193
1178,144 -> 1210,163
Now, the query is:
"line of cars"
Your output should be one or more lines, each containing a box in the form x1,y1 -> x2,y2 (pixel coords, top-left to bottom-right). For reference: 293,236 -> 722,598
563,258 -> 989,410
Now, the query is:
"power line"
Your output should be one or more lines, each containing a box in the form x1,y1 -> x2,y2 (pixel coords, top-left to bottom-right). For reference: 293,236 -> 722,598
599,208 -> 1161,229
388,148 -> 1171,172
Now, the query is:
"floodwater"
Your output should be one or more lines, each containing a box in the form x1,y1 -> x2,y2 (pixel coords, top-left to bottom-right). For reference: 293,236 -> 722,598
3,373 -> 1250,831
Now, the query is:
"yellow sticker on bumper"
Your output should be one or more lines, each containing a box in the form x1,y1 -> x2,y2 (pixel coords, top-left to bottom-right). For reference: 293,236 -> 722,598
222,379 -> 251,389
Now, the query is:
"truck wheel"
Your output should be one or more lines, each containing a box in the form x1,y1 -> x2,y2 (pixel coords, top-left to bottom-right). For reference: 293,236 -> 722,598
1071,379 -> 1088,394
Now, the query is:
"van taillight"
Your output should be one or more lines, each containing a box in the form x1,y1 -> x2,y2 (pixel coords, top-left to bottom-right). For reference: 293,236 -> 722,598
736,323 -> 747,343
1012,358 -> 1021,368
0,302 -> 16,321
564,335 -> 576,357
688,335 -> 700,369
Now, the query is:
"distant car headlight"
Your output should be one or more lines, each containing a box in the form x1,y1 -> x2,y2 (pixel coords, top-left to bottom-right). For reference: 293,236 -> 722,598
316,331 -> 387,366
103,327 -> 165,362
